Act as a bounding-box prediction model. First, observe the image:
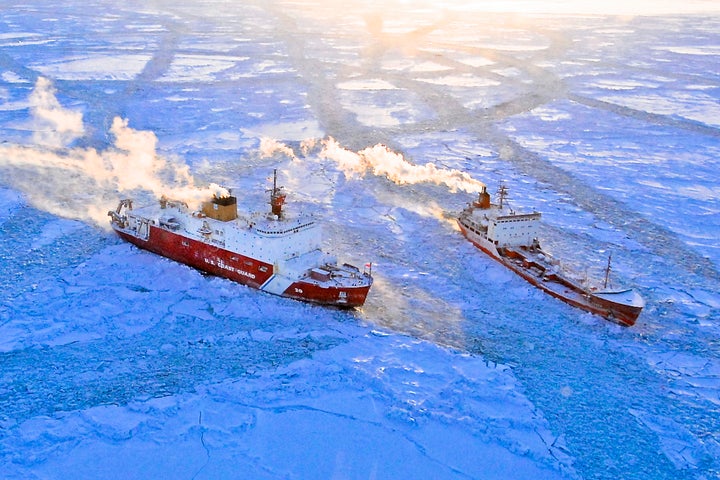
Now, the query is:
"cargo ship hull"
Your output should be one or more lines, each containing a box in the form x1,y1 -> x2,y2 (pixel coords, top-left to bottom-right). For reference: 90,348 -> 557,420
457,185 -> 644,326
458,221 -> 642,325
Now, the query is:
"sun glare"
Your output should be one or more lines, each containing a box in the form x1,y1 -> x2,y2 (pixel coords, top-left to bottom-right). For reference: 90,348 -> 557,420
419,0 -> 720,15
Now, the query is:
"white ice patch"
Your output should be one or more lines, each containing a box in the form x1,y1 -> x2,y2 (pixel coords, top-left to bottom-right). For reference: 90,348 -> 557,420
474,42 -> 549,52
158,54 -> 249,82
1,327 -> 576,480
0,32 -> 50,47
337,79 -> 397,90
653,45 -> 720,55
1,71 -> 29,84
229,59 -> 293,79
348,103 -> 402,127
242,120 -> 324,142
382,59 -> 453,72
629,409 -> 711,470
492,67 -> 523,78
598,92 -> 720,127
592,79 -> 661,90
0,33 -> 43,41
30,218 -> 84,251
458,56 -> 496,68
32,54 -> 153,81
648,351 -> 720,392
531,106 -> 573,122
418,74 -> 501,88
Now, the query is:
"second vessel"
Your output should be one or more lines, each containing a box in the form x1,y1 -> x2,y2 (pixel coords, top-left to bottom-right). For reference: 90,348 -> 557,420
457,185 -> 644,326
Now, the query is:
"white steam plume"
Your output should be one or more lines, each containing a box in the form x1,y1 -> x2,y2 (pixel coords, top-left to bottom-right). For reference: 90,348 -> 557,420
28,77 -> 84,148
0,78 -> 226,227
320,137 -> 485,193
259,136 -> 297,161
259,136 -> 485,193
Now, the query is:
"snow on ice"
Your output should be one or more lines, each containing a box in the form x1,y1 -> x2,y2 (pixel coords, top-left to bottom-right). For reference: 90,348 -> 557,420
1,1 -> 720,479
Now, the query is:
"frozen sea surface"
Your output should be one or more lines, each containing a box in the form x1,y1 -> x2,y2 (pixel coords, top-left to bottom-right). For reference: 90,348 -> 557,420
1,1 -> 720,479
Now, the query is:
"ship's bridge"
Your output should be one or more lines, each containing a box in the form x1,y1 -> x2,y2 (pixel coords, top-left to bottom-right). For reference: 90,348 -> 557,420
214,212 -> 323,266
487,212 -> 541,248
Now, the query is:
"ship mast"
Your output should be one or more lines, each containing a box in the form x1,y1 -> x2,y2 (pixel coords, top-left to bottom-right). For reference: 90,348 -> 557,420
269,169 -> 286,217
497,185 -> 508,209
603,253 -> 612,289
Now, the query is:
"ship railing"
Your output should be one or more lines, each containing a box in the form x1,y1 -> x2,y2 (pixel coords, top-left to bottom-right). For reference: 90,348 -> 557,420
254,220 -> 315,236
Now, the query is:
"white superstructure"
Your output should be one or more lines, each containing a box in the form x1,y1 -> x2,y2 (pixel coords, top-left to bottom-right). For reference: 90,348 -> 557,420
459,185 -> 541,251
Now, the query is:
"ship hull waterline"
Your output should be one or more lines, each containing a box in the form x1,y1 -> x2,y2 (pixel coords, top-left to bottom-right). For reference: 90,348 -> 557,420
458,221 -> 642,326
112,224 -> 371,308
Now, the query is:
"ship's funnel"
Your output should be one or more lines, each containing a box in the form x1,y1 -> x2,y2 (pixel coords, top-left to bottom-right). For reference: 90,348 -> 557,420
202,195 -> 238,221
474,186 -> 491,209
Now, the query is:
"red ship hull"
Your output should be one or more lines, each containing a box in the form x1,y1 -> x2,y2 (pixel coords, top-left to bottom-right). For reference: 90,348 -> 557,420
114,225 -> 371,308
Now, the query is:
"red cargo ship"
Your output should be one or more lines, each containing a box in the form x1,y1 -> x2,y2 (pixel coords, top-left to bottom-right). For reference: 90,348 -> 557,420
109,171 -> 373,307
457,185 -> 644,326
